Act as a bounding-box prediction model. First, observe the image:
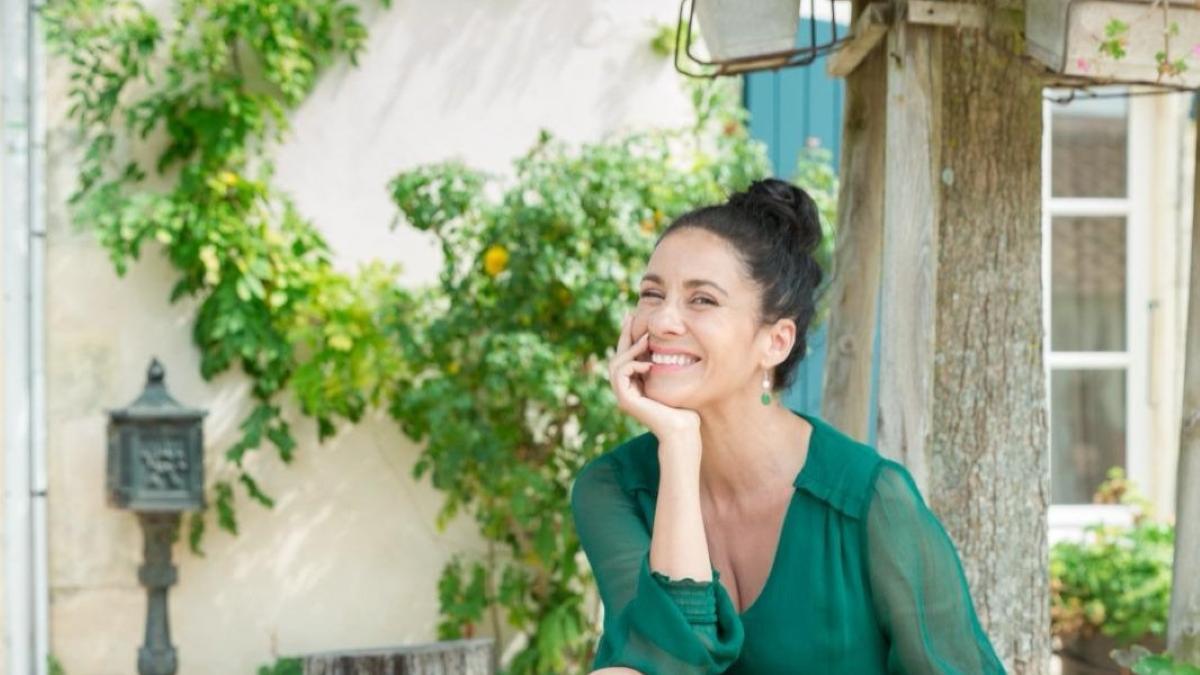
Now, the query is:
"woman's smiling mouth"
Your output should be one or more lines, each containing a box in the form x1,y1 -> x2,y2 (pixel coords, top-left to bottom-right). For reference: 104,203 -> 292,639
646,347 -> 702,373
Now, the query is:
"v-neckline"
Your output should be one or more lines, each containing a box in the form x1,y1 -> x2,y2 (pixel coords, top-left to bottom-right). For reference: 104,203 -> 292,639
733,409 -> 819,617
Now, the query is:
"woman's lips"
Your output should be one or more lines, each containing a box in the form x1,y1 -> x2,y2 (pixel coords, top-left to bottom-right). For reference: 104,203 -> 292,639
647,356 -> 701,374
649,360 -> 698,374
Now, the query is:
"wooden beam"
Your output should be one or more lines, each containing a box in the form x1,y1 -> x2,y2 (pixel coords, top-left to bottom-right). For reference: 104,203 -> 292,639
827,3 -> 892,78
878,18 -> 940,492
822,0 -> 887,439
907,1 -> 987,29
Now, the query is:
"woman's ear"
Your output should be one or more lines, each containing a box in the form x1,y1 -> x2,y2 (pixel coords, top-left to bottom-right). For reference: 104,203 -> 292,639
761,318 -> 797,370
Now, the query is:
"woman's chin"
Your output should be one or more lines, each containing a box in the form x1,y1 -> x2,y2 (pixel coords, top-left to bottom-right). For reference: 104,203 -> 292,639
643,383 -> 692,409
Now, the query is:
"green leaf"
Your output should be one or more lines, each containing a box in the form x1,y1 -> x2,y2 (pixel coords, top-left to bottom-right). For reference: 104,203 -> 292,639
239,473 -> 276,509
214,481 -> 237,535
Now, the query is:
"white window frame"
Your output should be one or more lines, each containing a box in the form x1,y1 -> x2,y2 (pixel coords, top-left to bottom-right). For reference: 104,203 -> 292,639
1041,88 -> 1153,543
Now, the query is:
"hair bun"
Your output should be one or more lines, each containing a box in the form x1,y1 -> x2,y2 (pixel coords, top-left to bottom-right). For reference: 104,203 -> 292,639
732,178 -> 822,253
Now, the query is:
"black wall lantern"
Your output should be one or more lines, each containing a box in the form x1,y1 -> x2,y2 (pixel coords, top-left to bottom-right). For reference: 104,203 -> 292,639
675,0 -> 850,77
107,358 -> 206,675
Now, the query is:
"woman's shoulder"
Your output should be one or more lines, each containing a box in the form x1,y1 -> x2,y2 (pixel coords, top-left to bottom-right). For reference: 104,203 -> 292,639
804,416 -> 932,521
798,414 -> 889,519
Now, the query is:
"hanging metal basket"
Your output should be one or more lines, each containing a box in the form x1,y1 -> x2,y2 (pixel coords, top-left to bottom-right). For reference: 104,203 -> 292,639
676,0 -> 850,77
1027,0 -> 1200,89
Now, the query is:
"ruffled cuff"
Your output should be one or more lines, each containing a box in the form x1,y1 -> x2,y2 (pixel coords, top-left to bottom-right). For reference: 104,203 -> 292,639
650,569 -> 719,625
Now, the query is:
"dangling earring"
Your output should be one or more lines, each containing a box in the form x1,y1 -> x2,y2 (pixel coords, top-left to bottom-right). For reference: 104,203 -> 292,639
761,371 -> 772,406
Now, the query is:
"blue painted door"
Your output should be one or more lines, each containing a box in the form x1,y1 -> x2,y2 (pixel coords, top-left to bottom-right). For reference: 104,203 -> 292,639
744,19 -> 882,446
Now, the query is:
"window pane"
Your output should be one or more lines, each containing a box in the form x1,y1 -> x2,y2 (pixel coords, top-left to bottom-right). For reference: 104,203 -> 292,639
1051,369 -> 1126,504
1051,216 -> 1126,352
1050,95 -> 1128,198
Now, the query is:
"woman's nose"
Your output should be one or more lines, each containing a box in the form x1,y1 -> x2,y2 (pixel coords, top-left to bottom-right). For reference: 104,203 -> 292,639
644,301 -> 686,336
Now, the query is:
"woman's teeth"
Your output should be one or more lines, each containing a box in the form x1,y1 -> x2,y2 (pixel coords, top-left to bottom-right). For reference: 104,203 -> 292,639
651,353 -> 699,366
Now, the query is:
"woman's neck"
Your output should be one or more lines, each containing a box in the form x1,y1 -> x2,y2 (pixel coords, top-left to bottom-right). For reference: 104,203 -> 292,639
693,397 -> 811,508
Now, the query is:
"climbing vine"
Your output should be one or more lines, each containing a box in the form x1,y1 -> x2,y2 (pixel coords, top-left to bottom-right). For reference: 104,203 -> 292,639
42,0 -> 402,548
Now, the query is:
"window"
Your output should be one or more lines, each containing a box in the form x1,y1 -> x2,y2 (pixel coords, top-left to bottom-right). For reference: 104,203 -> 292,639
1042,89 -> 1151,538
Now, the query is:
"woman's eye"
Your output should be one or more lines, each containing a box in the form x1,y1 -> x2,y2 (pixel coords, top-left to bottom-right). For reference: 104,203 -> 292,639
692,296 -> 716,306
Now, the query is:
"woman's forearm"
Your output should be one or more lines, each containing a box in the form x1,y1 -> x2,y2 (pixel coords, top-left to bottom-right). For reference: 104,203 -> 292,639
648,436 -> 711,582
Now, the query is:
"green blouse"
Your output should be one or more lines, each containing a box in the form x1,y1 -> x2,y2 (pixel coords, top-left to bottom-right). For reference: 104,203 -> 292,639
570,410 -> 1006,674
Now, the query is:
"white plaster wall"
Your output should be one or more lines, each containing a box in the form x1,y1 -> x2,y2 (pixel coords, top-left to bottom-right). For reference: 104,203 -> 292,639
42,1 -> 692,673
274,0 -> 693,282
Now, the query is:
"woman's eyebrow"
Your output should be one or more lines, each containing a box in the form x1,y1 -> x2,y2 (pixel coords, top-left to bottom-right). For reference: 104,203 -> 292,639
640,273 -> 729,297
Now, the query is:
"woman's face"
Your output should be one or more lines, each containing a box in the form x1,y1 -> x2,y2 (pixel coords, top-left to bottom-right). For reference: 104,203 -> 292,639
632,227 -> 794,411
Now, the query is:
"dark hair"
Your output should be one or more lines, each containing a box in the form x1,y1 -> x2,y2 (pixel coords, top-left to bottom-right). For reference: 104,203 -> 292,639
657,178 -> 824,391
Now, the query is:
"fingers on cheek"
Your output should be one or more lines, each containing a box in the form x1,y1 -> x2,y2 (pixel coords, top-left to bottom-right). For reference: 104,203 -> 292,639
631,314 -> 646,335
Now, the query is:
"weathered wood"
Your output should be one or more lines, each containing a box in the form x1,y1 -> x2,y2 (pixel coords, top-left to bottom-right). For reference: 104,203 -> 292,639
826,3 -> 891,78
820,0 -> 887,441
302,639 -> 494,675
1167,111 -> 1200,664
878,2 -> 1049,672
907,1 -> 988,29
878,18 -> 940,492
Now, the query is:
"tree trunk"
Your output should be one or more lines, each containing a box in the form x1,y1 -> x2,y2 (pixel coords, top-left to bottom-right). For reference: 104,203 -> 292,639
821,0 -> 887,441
1167,115 -> 1200,664
877,3 -> 1050,673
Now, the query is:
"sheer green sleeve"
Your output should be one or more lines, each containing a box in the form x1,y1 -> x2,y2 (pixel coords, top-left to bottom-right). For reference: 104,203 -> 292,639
571,455 -> 744,674
866,461 -> 1006,675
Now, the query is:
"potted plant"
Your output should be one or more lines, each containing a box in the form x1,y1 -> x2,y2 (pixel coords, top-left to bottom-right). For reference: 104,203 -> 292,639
1051,469 -> 1175,675
1026,0 -> 1200,87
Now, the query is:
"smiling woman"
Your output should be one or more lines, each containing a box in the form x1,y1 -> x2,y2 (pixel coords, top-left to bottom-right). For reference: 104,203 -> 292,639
571,179 -> 1005,674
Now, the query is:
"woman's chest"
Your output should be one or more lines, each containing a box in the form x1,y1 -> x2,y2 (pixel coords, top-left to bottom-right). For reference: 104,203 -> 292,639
721,498 -> 888,673
703,494 -> 794,613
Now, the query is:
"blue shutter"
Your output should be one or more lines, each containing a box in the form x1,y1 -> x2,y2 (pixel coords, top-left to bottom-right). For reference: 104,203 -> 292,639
744,18 -> 883,446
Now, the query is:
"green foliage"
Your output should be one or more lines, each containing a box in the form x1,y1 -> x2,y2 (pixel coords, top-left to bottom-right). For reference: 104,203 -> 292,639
1098,18 -> 1130,60
648,19 -> 690,59
1095,12 -> 1195,80
43,0 -> 404,551
1051,468 -> 1175,645
1114,646 -> 1200,675
256,657 -> 303,675
48,654 -> 66,675
1132,653 -> 1200,675
386,78 -> 835,672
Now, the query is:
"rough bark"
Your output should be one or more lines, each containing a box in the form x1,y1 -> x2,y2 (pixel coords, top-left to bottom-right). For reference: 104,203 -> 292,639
1167,117 -> 1200,664
821,0 -> 887,442
877,2 -> 1050,672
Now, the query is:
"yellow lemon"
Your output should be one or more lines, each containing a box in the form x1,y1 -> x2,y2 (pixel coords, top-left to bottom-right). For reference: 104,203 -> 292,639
219,171 -> 239,187
483,244 -> 509,277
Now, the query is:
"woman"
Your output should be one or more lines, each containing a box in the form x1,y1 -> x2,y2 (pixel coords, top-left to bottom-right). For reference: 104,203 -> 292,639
570,179 -> 1005,674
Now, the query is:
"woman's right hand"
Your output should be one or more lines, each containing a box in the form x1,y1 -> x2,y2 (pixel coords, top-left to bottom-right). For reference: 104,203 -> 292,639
608,313 -> 701,442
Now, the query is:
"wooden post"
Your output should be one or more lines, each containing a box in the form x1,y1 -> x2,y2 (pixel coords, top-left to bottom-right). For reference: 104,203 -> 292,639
876,2 -> 1049,672
820,0 -> 889,441
301,639 -> 495,675
878,15 -> 940,492
1167,113 -> 1200,664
